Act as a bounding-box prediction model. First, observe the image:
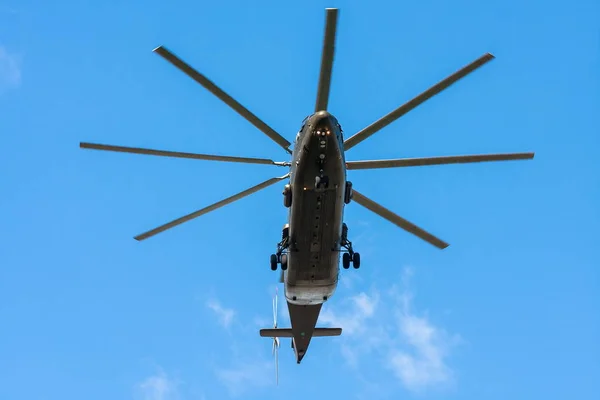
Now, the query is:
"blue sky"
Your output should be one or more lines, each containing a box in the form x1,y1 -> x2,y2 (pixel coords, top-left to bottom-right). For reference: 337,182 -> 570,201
1,0 -> 599,399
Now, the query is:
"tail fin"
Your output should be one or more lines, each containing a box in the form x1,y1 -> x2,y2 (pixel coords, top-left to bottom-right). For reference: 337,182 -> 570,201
259,327 -> 342,337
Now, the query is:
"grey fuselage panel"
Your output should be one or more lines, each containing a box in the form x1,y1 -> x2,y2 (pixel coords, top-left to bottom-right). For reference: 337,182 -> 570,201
284,111 -> 347,306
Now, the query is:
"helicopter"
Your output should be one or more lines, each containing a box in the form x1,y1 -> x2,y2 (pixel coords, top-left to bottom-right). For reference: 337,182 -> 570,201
80,8 -> 534,372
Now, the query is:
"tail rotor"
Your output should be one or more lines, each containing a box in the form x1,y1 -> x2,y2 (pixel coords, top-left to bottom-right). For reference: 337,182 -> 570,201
271,287 -> 280,385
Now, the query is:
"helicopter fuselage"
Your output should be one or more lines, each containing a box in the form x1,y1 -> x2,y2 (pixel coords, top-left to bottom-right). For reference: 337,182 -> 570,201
283,111 -> 347,306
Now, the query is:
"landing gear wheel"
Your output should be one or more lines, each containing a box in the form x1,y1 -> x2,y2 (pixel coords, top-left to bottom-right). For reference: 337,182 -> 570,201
280,254 -> 288,270
352,252 -> 361,269
342,253 -> 351,269
270,254 -> 278,271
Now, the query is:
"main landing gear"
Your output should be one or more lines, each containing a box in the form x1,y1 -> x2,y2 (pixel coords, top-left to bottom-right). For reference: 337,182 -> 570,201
271,224 -> 290,271
270,223 -> 361,271
341,223 -> 360,269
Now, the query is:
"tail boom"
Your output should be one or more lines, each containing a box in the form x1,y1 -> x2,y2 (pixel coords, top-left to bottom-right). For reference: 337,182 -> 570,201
260,301 -> 342,364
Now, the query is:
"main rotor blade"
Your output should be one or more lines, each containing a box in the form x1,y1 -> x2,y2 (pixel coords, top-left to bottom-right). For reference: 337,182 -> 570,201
153,46 -> 292,153
343,53 -> 495,151
134,174 -> 289,241
346,152 -> 535,170
314,8 -> 339,112
80,142 -> 288,166
351,190 -> 449,249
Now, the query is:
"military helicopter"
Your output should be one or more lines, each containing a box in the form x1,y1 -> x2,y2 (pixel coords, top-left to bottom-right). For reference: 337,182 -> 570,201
80,8 -> 534,371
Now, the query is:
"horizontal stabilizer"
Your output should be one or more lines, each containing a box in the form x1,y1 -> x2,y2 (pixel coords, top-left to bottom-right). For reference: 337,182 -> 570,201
313,328 -> 342,337
260,328 -> 342,338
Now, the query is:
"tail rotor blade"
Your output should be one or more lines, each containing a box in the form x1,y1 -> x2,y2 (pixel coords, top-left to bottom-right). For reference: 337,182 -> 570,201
314,8 -> 339,112
275,339 -> 279,385
134,174 -> 289,241
271,287 -> 280,385
343,53 -> 495,151
153,46 -> 292,153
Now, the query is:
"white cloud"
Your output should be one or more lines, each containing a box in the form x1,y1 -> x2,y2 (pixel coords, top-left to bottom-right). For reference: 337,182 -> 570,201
319,291 -> 379,336
215,361 -> 273,397
0,45 -> 21,91
206,298 -> 235,329
388,288 -> 458,392
206,293 -> 276,398
137,370 -> 179,400
208,289 -> 279,395
319,266 -> 460,393
252,315 -> 271,328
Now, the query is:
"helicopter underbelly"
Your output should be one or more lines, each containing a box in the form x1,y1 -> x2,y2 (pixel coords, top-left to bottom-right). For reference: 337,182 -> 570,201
285,283 -> 336,306
284,131 -> 346,306
285,188 -> 341,306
